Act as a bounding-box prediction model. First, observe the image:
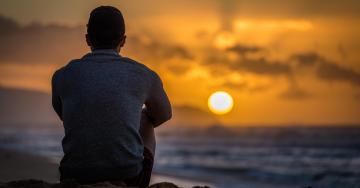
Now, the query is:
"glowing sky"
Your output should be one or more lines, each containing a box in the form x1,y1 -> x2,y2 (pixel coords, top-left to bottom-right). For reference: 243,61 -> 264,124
0,0 -> 359,126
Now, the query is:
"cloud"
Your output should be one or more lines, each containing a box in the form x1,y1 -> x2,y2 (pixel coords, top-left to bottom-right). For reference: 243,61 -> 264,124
226,44 -> 264,57
0,15 -> 87,64
205,47 -> 359,100
316,61 -> 360,86
0,14 -> 20,35
291,52 -> 360,86
166,64 -> 191,75
204,46 -> 291,77
209,48 -> 359,87
159,44 -> 193,60
290,52 -> 323,67
0,14 -> 193,68
231,58 -> 291,76
126,35 -> 193,61
222,81 -> 270,94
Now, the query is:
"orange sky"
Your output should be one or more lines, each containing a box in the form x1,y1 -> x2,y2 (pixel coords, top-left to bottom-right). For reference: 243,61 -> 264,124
0,0 -> 359,126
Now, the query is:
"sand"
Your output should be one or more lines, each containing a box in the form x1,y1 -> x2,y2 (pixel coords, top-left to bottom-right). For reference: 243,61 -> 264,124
0,149 -> 213,187
0,149 -> 59,182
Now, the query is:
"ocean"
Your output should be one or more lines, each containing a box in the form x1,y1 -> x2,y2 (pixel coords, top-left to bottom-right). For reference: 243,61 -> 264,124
0,124 -> 359,188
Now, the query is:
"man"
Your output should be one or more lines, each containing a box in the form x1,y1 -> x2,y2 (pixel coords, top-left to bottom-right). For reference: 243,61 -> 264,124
51,6 -> 172,187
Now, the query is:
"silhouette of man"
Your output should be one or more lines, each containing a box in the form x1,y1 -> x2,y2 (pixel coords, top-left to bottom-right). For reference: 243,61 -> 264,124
51,6 -> 172,187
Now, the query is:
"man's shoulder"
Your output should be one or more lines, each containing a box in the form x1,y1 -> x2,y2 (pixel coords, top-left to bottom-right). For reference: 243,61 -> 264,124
55,59 -> 81,72
52,59 -> 81,79
121,57 -> 158,77
53,57 -> 160,81
122,57 -> 163,86
65,59 -> 82,68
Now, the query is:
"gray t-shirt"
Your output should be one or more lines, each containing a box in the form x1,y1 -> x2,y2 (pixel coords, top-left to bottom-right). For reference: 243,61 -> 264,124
52,49 -> 170,180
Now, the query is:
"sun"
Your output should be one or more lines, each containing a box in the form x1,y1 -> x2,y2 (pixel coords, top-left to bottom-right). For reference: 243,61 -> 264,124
208,91 -> 234,115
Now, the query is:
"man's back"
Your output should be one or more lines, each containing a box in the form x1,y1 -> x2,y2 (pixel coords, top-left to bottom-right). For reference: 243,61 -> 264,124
52,6 -> 172,186
52,50 -> 164,181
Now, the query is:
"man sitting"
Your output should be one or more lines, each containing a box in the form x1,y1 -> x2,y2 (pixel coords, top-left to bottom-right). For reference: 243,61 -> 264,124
51,6 -> 172,188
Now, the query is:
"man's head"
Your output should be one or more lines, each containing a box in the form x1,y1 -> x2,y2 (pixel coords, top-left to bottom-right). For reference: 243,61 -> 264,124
86,6 -> 126,51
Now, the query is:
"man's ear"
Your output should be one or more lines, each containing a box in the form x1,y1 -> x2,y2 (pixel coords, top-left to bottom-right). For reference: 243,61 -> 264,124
86,34 -> 92,47
119,35 -> 126,47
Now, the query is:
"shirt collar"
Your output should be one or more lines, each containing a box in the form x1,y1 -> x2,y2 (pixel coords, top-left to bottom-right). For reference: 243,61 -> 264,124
92,49 -> 119,55
82,49 -> 121,60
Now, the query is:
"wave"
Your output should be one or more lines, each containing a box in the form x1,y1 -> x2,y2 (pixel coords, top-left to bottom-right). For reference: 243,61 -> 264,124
2,125 -> 360,188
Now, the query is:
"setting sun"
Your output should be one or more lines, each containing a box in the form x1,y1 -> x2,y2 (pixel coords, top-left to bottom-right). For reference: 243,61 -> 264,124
208,91 -> 234,115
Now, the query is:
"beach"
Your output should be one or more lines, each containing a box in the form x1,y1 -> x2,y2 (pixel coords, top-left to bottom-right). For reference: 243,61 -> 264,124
0,149 -> 58,182
0,149 -> 214,187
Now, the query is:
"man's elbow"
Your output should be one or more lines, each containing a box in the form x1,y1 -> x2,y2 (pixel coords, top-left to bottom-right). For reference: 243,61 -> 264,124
164,110 -> 172,122
153,110 -> 172,127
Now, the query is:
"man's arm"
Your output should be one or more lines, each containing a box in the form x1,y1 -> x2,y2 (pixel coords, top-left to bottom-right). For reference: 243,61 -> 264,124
144,72 -> 172,128
51,70 -> 63,121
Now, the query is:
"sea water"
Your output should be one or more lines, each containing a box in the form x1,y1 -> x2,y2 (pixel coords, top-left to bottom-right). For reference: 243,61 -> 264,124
1,125 -> 359,188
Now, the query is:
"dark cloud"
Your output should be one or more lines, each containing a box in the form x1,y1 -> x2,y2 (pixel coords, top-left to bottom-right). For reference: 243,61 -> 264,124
231,58 -> 291,76
210,49 -> 360,98
222,81 -> 269,93
317,61 -> 360,86
127,35 -> 193,62
290,52 -> 323,67
201,53 -> 232,76
204,53 -> 229,65
226,44 -> 264,57
204,49 -> 291,77
203,42 -> 291,77
0,14 -> 193,67
211,49 -> 360,87
291,52 -> 360,86
206,47 -> 360,91
0,15 -> 20,35
159,44 -> 193,60
0,15 -> 87,63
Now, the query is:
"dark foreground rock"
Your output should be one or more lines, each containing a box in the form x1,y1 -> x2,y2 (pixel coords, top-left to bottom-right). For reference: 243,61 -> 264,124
0,179 -> 210,188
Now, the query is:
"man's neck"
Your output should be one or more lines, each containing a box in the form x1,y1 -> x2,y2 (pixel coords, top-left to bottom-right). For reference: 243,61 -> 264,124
91,48 -> 119,54
91,46 -> 121,53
